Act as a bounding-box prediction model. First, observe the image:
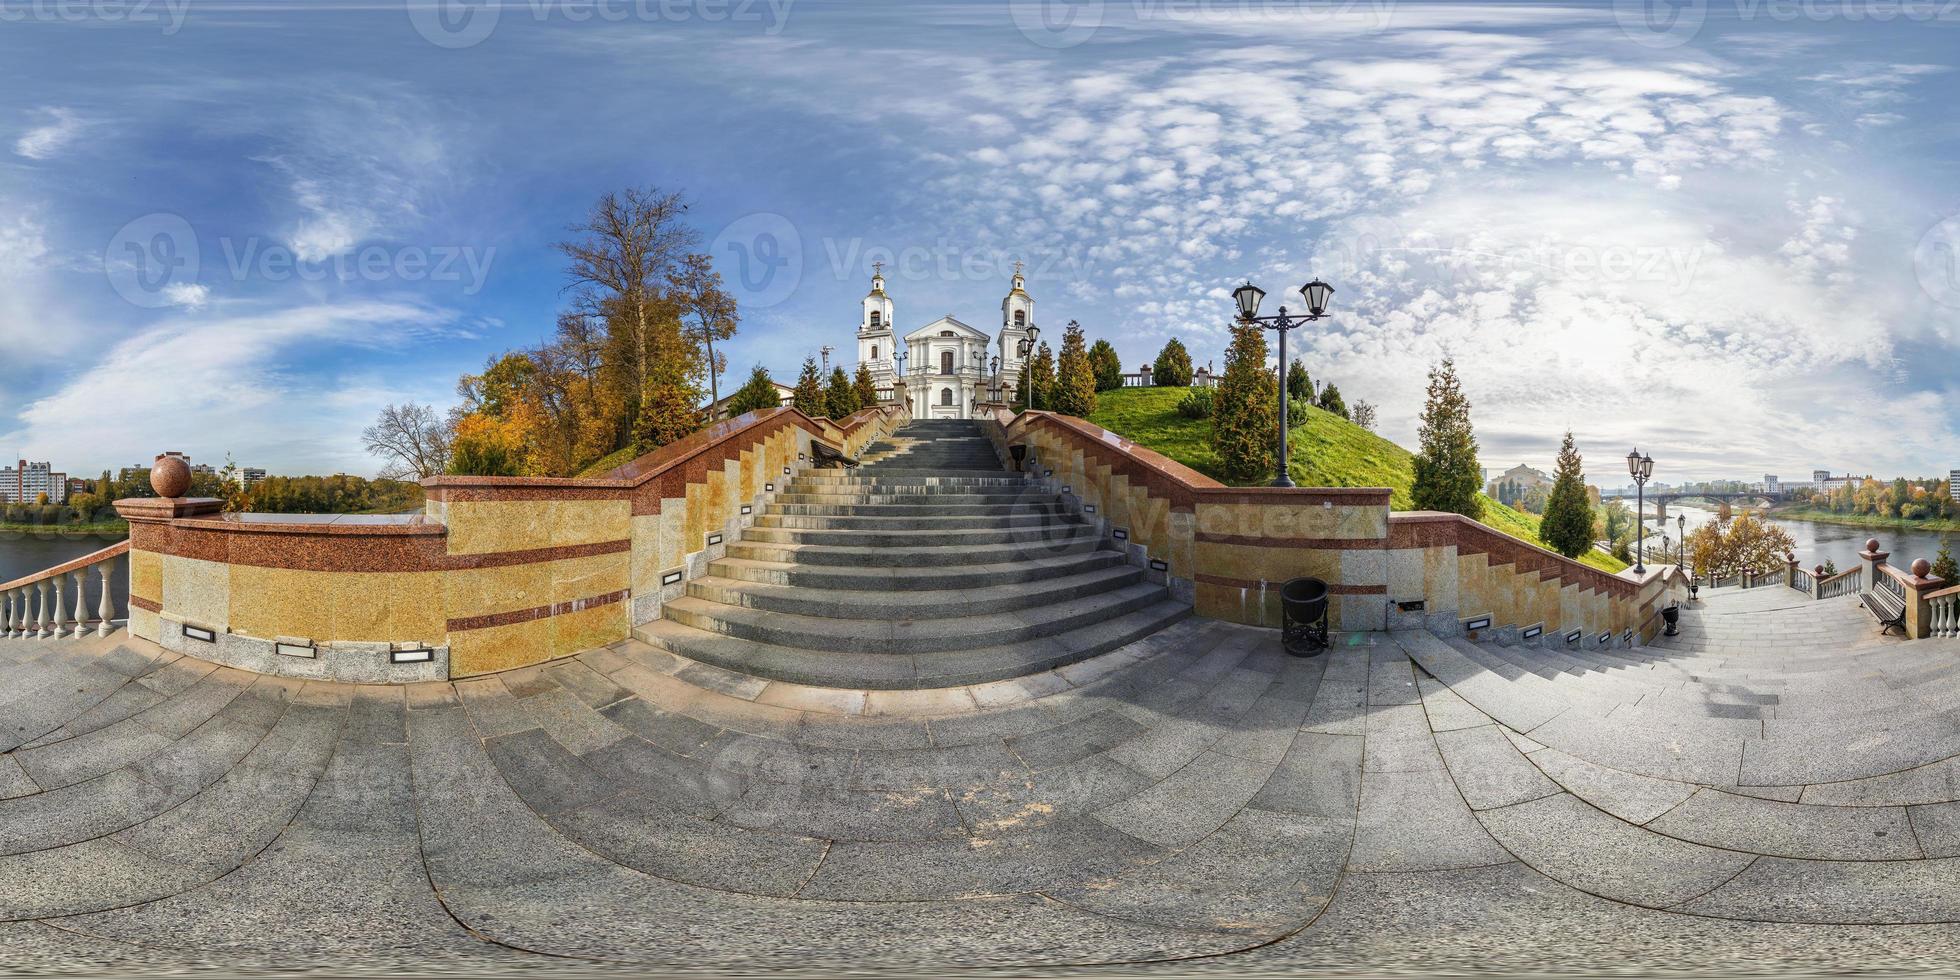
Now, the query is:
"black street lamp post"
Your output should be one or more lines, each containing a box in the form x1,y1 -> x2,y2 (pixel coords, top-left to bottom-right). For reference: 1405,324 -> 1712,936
1233,278 -> 1335,488
1627,448 -> 1655,574
1677,513 -> 1687,568
1014,324 -> 1041,409
989,354 -> 1002,402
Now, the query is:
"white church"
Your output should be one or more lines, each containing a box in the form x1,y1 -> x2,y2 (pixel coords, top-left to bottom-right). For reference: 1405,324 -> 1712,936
855,263 -> 1039,420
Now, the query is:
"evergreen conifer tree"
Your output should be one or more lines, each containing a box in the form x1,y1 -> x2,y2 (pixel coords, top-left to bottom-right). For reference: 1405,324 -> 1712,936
1029,342 -> 1057,410
1411,358 -> 1483,519
1088,338 -> 1123,392
825,366 -> 859,419
724,365 -> 781,417
1316,382 -> 1347,419
1286,359 -> 1311,402
852,362 -> 879,409
791,356 -> 826,417
1540,431 -> 1595,558
1213,322 -> 1278,484
1052,320 -> 1098,417
1933,536 -> 1958,585
1153,338 -> 1193,387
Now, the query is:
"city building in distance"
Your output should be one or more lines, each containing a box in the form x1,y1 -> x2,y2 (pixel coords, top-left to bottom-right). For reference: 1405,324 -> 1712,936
0,459 -> 67,504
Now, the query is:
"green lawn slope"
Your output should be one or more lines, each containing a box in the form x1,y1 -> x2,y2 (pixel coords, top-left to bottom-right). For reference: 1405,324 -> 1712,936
1085,387 -> 1628,574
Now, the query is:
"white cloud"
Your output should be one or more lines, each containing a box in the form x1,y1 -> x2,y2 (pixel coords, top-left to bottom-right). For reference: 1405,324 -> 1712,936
242,90 -> 455,263
162,282 -> 210,309
14,107 -> 86,160
2,301 -> 459,476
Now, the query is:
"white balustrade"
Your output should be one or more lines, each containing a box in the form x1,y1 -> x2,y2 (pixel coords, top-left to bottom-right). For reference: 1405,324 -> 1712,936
1931,589 -> 1959,639
37,579 -> 55,638
0,542 -> 131,643
95,563 -> 116,636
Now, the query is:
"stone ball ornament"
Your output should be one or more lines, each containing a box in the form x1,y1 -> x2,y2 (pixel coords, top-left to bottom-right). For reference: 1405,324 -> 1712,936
151,453 -> 191,498
1815,564 -> 1825,577
1866,538 -> 1882,553
1913,558 -> 1932,578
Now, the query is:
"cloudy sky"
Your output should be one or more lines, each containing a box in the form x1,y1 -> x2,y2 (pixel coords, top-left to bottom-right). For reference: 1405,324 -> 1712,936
2,0 -> 1957,484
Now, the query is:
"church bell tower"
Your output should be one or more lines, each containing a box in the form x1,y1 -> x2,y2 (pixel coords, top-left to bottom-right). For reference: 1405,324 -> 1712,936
858,263 -> 896,383
998,260 -> 1034,388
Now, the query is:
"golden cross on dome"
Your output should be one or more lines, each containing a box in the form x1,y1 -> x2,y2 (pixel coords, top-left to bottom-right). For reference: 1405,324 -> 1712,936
1013,259 -> 1024,278
872,260 -> 885,278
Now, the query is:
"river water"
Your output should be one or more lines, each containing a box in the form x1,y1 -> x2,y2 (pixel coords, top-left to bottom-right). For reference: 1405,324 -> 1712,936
1638,504 -> 1952,575
0,530 -> 131,617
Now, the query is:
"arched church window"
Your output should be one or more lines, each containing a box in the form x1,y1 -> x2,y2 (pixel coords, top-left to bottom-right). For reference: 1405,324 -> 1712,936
871,344 -> 878,359
1014,310 -> 1025,326
940,350 -> 953,375
940,388 -> 953,406
870,311 -> 881,326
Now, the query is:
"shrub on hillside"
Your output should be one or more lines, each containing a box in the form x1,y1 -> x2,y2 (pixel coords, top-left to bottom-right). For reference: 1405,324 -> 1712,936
1176,387 -> 1215,419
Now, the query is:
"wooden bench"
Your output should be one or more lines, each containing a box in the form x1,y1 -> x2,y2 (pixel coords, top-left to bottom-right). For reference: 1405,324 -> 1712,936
1862,586 -> 1907,636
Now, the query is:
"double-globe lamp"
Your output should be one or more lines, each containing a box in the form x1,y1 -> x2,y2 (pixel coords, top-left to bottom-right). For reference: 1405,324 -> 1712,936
1627,448 -> 1655,574
1233,278 -> 1335,488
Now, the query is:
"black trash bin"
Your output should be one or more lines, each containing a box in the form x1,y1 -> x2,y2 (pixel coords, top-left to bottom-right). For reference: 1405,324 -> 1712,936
1281,577 -> 1330,656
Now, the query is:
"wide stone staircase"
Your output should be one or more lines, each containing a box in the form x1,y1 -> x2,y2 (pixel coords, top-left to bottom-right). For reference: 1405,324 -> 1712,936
635,419 -> 1191,688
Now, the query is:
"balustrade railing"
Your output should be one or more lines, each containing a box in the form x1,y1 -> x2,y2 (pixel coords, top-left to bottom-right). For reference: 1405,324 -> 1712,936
1878,572 -> 1906,602
1931,586 -> 1960,639
1790,567 -> 1813,593
0,541 -> 129,640
1819,566 -> 1863,600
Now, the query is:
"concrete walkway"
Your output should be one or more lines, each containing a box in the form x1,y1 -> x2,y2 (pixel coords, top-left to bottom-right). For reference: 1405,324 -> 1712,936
2,589 -> 1960,975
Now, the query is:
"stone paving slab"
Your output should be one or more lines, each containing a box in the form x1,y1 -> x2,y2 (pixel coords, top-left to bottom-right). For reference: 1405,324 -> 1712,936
1,587 -> 1959,973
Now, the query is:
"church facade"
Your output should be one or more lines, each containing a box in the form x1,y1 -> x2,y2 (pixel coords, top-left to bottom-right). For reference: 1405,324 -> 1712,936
854,264 -> 1038,420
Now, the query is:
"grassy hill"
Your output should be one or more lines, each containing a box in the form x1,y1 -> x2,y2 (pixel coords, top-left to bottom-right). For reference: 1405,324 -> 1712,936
1085,387 -> 1628,574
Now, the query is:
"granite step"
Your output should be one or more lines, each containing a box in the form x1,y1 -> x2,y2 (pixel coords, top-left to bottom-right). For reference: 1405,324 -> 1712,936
662,580 -> 1171,654
706,551 -> 1132,591
685,563 -> 1146,619
636,599 -> 1193,689
754,512 -> 1064,531
740,521 -> 1096,550
774,491 -> 1035,507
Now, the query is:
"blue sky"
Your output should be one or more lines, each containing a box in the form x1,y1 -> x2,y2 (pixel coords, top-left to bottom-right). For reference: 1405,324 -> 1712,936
2,0 -> 1957,484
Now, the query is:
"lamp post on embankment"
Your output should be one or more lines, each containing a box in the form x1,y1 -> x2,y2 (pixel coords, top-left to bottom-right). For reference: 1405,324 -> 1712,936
1233,277 -> 1335,488
1628,448 -> 1655,574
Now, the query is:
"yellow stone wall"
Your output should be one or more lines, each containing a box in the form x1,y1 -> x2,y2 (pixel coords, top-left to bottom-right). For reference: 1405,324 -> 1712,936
229,566 -> 445,642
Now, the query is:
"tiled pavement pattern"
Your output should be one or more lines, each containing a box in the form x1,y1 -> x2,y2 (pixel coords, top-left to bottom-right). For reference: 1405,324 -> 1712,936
2,588 -> 1960,974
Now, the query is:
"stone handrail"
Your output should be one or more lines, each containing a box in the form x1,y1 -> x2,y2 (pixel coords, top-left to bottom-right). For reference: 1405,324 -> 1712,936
1,539 -> 129,639
115,402 -> 910,682
989,407 -> 1390,629
1876,561 -> 1914,598
1818,566 -> 1863,599
984,407 -> 1664,644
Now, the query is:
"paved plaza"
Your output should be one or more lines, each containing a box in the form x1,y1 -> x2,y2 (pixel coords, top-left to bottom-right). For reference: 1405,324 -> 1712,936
1,587 -> 1960,975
